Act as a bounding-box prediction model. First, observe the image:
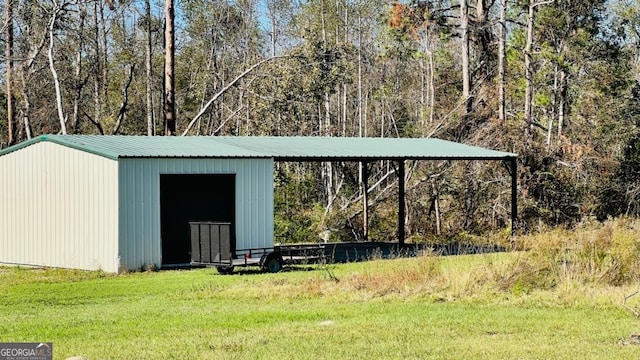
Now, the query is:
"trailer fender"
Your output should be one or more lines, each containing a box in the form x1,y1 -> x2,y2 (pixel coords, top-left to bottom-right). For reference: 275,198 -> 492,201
216,265 -> 234,275
261,252 -> 283,273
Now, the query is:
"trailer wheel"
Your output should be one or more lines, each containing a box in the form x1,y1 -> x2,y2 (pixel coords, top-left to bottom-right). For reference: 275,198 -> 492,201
264,257 -> 282,273
216,266 -> 234,275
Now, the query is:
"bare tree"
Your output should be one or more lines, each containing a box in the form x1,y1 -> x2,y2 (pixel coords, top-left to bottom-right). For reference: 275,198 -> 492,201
47,0 -> 67,134
18,0 -> 52,140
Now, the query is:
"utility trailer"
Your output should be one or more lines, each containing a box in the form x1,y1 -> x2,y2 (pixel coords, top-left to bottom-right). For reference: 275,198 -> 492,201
188,221 -> 426,274
189,221 -> 325,274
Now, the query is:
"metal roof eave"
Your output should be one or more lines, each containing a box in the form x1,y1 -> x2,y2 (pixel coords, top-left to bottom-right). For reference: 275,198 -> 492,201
273,155 -> 517,162
0,135 -> 518,161
0,135 -> 122,160
118,155 -> 272,159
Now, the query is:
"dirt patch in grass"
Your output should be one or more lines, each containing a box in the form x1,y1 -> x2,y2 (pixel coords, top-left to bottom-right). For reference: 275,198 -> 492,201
619,333 -> 640,346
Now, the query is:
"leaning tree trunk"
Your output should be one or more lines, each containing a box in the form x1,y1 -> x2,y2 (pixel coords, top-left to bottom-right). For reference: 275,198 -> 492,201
47,2 -> 67,135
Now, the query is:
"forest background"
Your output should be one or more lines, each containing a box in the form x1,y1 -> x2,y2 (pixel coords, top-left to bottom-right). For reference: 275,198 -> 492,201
1,0 -> 640,244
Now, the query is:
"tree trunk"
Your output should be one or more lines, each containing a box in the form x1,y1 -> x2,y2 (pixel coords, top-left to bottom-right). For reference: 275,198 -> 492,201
428,48 -> 435,124
548,64 -> 559,148
431,181 -> 441,235
72,3 -> 87,134
323,92 -> 334,210
99,0 -> 108,102
5,0 -> 15,144
557,68 -> 566,145
19,69 -> 33,140
268,0 -> 277,57
164,0 -> 176,135
498,0 -> 507,121
524,0 -> 554,135
92,1 -> 103,134
524,0 -> 535,135
342,4 -> 348,136
112,64 -> 134,135
420,57 -> 425,128
18,8 -> 48,140
146,0 -> 155,136
320,0 -> 333,212
48,3 -> 67,135
357,13 -> 363,138
460,0 -> 471,114
474,0 -> 493,78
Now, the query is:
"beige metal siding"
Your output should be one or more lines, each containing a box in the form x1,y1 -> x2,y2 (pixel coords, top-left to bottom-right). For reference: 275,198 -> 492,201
0,142 -> 120,272
118,158 -> 274,270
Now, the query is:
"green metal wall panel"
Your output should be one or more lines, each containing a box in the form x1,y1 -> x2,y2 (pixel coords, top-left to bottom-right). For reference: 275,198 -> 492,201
118,157 -> 274,270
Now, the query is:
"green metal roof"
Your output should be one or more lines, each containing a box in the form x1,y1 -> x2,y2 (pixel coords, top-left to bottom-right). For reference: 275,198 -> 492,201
0,135 -> 517,161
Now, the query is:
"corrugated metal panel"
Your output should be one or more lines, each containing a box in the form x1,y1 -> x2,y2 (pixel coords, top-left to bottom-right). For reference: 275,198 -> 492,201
118,157 -> 273,270
0,142 -> 120,272
0,135 -> 269,159
0,135 -> 517,160
215,136 -> 518,160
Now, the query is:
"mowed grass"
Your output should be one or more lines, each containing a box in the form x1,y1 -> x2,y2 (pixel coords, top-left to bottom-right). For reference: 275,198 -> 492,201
1,252 -> 639,360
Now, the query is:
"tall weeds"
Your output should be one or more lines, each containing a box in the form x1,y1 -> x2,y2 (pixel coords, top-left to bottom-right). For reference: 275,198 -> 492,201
296,218 -> 640,302
517,218 -> 640,287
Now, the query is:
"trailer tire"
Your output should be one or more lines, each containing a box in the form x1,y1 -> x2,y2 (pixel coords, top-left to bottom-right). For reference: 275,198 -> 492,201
264,256 -> 282,273
216,266 -> 234,275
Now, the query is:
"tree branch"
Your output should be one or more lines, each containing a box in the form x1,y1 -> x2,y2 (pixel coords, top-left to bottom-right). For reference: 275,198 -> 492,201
181,55 -> 289,136
623,290 -> 640,317
82,110 -> 104,135
211,105 -> 245,135
533,0 -> 555,8
112,64 -> 135,135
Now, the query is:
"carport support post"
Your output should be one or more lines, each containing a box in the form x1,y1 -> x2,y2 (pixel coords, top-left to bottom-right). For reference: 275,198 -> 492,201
361,161 -> 369,241
398,159 -> 406,246
510,158 -> 517,235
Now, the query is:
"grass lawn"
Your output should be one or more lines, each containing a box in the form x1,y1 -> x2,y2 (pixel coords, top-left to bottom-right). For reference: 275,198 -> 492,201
1,254 -> 639,359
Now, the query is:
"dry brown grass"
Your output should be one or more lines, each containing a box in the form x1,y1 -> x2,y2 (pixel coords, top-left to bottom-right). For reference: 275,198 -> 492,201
272,218 -> 640,307
191,218 -> 640,313
517,217 -> 640,286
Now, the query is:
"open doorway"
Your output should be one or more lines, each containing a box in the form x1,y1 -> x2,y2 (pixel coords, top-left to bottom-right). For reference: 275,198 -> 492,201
160,174 -> 235,265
